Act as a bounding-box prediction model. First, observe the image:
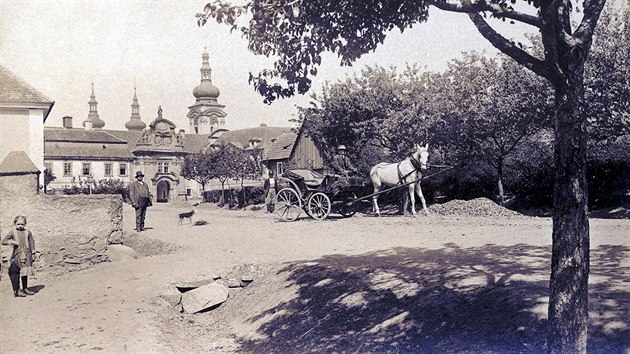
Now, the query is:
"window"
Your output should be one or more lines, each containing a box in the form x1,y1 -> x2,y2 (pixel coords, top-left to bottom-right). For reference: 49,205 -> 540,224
158,162 -> 169,173
277,162 -> 284,176
82,162 -> 91,176
104,163 -> 113,176
119,163 -> 127,176
44,162 -> 52,172
63,162 -> 72,177
186,188 -> 192,196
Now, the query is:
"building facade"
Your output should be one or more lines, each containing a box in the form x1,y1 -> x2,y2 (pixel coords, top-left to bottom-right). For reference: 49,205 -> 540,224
42,50 -> 325,202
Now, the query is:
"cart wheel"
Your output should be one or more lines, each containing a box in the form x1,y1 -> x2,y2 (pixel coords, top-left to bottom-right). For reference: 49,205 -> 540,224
275,188 -> 302,221
335,192 -> 358,218
307,192 -> 331,220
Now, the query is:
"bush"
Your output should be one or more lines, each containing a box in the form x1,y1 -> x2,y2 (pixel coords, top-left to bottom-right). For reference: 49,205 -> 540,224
204,186 -> 266,208
587,138 -> 630,208
62,178 -> 129,201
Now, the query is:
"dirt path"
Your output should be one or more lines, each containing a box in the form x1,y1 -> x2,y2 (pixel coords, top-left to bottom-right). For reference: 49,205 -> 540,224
1,203 -> 628,352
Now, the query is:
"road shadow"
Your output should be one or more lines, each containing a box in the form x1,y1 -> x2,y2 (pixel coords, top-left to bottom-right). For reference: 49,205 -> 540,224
236,244 -> 629,353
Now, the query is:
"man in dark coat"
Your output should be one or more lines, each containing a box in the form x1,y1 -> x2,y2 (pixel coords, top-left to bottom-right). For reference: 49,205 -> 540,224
329,145 -> 356,195
129,171 -> 151,231
331,145 -> 356,177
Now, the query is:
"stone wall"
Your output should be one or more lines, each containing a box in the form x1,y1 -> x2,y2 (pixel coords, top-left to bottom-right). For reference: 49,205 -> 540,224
0,173 -> 122,274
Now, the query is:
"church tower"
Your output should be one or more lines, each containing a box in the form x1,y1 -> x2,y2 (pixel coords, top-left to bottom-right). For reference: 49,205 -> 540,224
125,87 -> 146,131
187,48 -> 226,134
83,83 -> 105,129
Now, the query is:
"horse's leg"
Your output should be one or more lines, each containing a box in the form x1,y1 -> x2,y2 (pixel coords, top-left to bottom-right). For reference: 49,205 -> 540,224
371,179 -> 382,217
408,183 -> 417,216
416,181 -> 429,215
401,191 -> 409,216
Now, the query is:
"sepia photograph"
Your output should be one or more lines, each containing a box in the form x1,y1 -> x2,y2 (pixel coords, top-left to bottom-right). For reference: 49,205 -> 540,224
1,0 -> 628,352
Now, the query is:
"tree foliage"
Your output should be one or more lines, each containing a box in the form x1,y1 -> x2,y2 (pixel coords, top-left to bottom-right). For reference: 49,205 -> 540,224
298,65 -> 439,174
181,152 -> 215,190
43,168 -> 56,193
432,52 -> 554,203
584,5 -> 630,140
206,143 -> 257,204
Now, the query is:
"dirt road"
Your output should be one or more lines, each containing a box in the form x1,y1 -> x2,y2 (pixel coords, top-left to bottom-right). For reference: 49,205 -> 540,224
1,202 -> 628,353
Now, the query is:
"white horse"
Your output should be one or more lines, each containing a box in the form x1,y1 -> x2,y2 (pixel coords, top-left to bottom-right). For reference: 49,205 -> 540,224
370,143 -> 430,217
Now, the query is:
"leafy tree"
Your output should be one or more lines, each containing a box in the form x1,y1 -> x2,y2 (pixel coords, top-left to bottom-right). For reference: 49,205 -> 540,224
433,52 -> 553,204
207,143 -> 252,204
43,168 -> 56,193
181,152 -> 215,192
198,0 -> 610,351
298,65 -> 439,174
584,5 -> 630,140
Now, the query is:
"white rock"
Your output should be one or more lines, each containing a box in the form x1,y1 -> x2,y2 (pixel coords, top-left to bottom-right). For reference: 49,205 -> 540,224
107,244 -> 138,262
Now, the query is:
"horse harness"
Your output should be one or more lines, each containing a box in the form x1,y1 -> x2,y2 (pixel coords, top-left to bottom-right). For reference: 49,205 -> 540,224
396,154 -> 424,185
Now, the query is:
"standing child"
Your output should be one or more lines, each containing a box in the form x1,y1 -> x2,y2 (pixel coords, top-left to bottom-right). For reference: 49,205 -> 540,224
2,215 -> 36,297
263,170 -> 279,213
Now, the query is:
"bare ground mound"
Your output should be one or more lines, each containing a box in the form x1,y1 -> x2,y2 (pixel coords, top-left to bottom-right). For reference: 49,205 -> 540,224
119,232 -> 180,257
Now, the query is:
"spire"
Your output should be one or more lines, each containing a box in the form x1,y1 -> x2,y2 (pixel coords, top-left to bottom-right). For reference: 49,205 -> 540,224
201,47 -> 212,82
125,86 -> 146,131
193,48 -> 220,100
83,82 -> 105,129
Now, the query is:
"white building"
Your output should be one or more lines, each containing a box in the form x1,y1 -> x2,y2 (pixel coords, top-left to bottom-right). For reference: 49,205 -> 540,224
0,65 -> 55,183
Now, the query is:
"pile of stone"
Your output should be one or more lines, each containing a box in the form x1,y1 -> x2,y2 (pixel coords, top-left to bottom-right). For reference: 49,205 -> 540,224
428,197 -> 524,218
176,274 -> 254,314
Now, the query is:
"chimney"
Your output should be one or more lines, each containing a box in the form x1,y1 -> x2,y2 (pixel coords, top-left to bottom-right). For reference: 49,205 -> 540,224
84,118 -> 93,131
63,116 -> 73,129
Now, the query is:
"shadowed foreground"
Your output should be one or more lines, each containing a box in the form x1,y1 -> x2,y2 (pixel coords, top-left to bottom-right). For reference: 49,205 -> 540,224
235,244 -> 629,353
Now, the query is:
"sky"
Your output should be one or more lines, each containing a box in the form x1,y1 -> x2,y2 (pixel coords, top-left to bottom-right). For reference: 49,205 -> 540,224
1,0 -> 538,132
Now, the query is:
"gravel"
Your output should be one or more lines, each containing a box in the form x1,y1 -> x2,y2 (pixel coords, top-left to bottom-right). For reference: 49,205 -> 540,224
429,197 -> 525,218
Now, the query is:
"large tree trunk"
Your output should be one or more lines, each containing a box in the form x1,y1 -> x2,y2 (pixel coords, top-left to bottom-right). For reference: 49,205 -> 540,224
547,68 -> 590,353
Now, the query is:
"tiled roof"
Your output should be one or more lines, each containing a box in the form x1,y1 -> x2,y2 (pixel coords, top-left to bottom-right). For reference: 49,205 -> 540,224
45,141 -> 135,160
0,151 -> 40,174
182,134 -> 210,153
215,126 -> 294,151
45,128 -> 127,144
0,65 -> 53,105
104,130 -> 144,150
264,131 -> 299,161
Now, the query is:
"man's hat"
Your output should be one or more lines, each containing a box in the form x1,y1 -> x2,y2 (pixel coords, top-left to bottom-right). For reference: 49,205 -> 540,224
135,171 -> 144,177
337,145 -> 347,150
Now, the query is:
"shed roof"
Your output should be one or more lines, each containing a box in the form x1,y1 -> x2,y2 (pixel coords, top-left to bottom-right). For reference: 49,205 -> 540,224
214,126 -> 293,151
263,131 -> 299,161
0,151 -> 40,175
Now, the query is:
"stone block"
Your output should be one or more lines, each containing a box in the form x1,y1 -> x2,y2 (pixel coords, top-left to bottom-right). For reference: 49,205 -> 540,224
175,279 -> 214,293
181,283 -> 229,314
107,244 -> 138,262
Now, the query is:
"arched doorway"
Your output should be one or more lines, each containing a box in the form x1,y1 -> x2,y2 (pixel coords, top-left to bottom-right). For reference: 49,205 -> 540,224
156,180 -> 170,203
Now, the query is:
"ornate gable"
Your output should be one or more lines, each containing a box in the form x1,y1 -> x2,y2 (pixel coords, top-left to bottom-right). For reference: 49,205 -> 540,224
134,106 -> 185,154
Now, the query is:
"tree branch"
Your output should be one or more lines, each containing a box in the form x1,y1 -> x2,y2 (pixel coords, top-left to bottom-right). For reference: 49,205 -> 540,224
465,10 -> 550,79
574,0 -> 607,42
428,0 -> 542,28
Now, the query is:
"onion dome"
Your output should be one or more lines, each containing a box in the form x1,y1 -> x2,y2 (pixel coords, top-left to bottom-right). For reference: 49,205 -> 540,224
125,87 -> 146,131
192,49 -> 220,99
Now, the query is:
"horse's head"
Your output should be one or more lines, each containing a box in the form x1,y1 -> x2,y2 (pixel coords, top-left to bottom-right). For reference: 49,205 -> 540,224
412,143 -> 429,170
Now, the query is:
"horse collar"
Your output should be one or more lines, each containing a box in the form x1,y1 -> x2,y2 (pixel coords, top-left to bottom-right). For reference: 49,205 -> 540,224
410,155 -> 423,171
